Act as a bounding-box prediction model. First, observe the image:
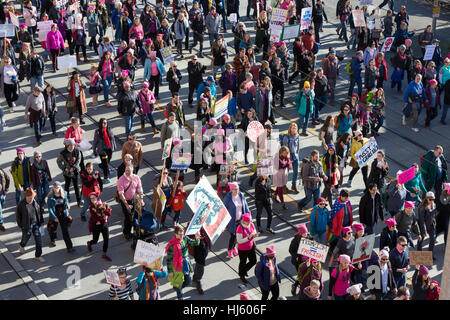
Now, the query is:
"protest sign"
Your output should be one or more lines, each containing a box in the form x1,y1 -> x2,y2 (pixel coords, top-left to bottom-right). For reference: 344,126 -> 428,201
409,251 -> 433,266
281,24 -> 300,41
219,164 -> 234,175
397,166 -> 415,185
162,138 -> 173,160
186,176 -> 231,244
432,5 -> 440,18
355,138 -> 378,167
152,185 -> 166,220
269,8 -> 288,42
352,10 -> 366,27
298,238 -> 329,263
160,47 -> 174,64
423,45 -> 436,61
57,55 -> 77,69
381,37 -> 395,52
37,20 -> 53,30
103,270 -> 121,286
10,13 -> 19,27
300,7 -> 313,30
352,234 -> 376,263
170,153 -> 192,171
0,24 -> 16,37
247,121 -> 264,142
257,158 -> 274,176
213,94 -> 229,120
133,240 -> 165,268
360,0 -> 373,5
229,13 -> 237,23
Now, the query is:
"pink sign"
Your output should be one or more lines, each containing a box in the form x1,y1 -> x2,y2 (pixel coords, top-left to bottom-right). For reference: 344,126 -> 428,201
397,166 -> 415,185
247,121 -> 264,142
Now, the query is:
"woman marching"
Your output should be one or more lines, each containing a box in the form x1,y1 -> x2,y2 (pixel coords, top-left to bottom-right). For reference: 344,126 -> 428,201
88,66 -> 102,110
272,146 -> 292,210
138,82 -> 159,134
66,71 -> 87,123
92,118 -> 116,184
87,193 -> 112,262
98,51 -> 115,108
236,212 -> 258,284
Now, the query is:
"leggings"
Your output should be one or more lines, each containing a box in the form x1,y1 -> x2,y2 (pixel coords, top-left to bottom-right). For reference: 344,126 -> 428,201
274,187 -> 284,204
99,149 -> 113,179
64,175 -> 81,202
89,222 -> 109,253
75,44 -> 87,58
50,48 -> 60,69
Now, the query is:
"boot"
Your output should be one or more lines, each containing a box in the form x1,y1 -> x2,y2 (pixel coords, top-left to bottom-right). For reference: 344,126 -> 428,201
152,126 -> 159,134
83,56 -> 88,63
141,124 -> 146,133
283,186 -> 289,194
232,247 -> 238,256
291,283 -> 298,296
291,185 -> 299,194
227,250 -> 234,259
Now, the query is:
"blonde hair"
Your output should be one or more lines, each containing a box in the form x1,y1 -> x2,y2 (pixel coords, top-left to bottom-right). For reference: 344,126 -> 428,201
279,146 -> 290,158
288,123 -> 298,136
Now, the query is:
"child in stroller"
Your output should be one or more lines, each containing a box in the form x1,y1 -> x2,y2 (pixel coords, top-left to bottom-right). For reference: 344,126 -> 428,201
131,207 -> 159,250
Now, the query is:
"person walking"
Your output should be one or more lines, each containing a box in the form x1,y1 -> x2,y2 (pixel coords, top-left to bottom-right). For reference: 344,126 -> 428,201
108,268 -> 134,300
282,123 -> 301,194
255,175 -> 275,234
42,84 -> 57,136
143,52 -> 166,100
389,236 -> 410,288
359,183 -> 384,234
402,74 -> 428,133
137,82 -> 159,134
136,266 -> 168,300
295,81 -> 315,137
121,134 -> 143,174
0,167 -> 11,232
27,50 -> 45,91
310,197 -> 329,244
98,50 -> 115,108
395,201 -> 421,248
24,86 -> 45,146
11,148 -> 32,205
417,192 -> 438,260
187,55 -> 206,107
347,51 -> 364,99
80,162 -> 103,221
369,248 -> 397,300
56,139 -> 82,207
66,71 -> 87,124
46,23 -> 65,72
0,56 -> 19,112
87,195 -> 112,261
272,146 -> 292,210
255,246 -> 281,300
347,131 -> 370,188
92,118 -> 116,183
420,145 -> 448,196
236,212 -> 258,284
380,217 -> 399,251
30,151 -> 52,212
118,81 -> 140,137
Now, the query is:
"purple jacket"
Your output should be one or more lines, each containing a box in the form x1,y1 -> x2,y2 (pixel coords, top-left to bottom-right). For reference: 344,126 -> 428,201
46,30 -> 65,50
219,70 -> 237,92
57,17 -> 68,39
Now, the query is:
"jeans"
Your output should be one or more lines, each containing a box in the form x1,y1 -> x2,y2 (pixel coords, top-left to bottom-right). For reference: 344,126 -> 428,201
80,195 -> 90,218
36,181 -> 50,208
140,113 -> 157,128
208,32 -> 218,49
348,77 -> 363,98
314,94 -> 328,121
238,245 -> 257,278
89,222 -> 109,253
291,158 -> 299,188
174,273 -> 192,299
298,109 -> 311,133
441,104 -> 449,122
188,82 -> 200,105
48,114 -> 56,134
339,20 -> 348,42
0,194 -> 5,224
32,115 -> 42,142
261,282 -> 280,300
313,231 -> 327,245
102,75 -> 113,103
394,273 -> 406,289
123,114 -> 134,137
174,210 -> 181,224
297,187 -> 321,210
20,222 -> 42,257
371,112 -> 384,133
213,65 -> 225,79
255,200 -> 273,229
30,76 -> 44,92
347,28 -> 357,49
15,185 -> 29,204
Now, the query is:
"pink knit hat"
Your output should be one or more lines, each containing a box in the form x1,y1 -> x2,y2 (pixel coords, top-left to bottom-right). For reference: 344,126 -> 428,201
242,212 -> 252,222
429,79 -> 438,86
209,118 -> 217,126
240,292 -> 250,300
338,254 -> 351,264
223,114 -> 231,121
385,217 -> 397,227
121,70 -> 129,76
127,48 -> 134,55
342,226 -> 353,235
353,223 -> 364,232
228,182 -> 239,190
419,265 -> 429,276
16,147 -> 26,154
317,197 -> 326,204
444,183 -> 450,192
145,38 -> 152,45
142,81 -> 149,88
296,224 -> 308,235
266,245 -> 276,257
405,38 -> 412,45
404,201 -> 415,209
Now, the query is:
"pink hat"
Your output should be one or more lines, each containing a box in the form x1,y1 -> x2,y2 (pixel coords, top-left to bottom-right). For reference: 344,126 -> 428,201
429,79 -> 438,86
242,212 -> 252,222
404,201 -> 415,209
240,292 -> 250,300
95,200 -> 103,206
209,118 -> 217,126
317,197 -> 326,204
145,38 -> 152,45
444,183 -> 450,192
338,254 -> 351,264
123,81 -> 131,88
405,38 -> 412,45
419,265 -> 429,276
278,41 -> 286,47
223,114 -> 231,121
142,81 -> 149,88
342,226 -> 353,235
385,217 -> 397,227
16,147 -> 26,154
202,126 -> 207,134
266,245 -> 276,257
19,23 -> 26,28
88,5 -> 95,10
88,192 -> 99,197
217,129 -> 225,136
127,48 -> 134,55
157,34 -> 164,38
296,224 -> 308,235
353,223 -> 364,232
129,39 -> 135,45
228,182 -> 239,190
121,70 -> 129,76
173,138 -> 182,147
60,9 -> 66,13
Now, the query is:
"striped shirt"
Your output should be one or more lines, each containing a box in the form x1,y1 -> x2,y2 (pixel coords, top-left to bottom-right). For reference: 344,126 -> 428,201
108,280 -> 134,300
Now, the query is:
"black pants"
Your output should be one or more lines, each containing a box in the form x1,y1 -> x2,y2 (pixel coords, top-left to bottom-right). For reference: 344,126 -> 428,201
64,175 -> 81,202
88,36 -> 98,52
75,44 -> 87,58
3,83 -> 15,108
99,149 -> 113,179
261,282 -> 280,300
176,39 -> 183,55
120,199 -> 136,237
50,48 -> 60,69
191,34 -> 203,53
149,75 -> 160,97
135,39 -> 143,55
348,165 -> 369,188
66,29 -> 74,55
238,245 -> 257,278
313,20 -> 322,43
425,107 -> 438,127
89,222 -> 109,253
49,215 -> 73,249
417,227 -> 436,253
256,200 -> 273,229
272,83 -> 285,106
185,29 -> 190,50
188,82 -> 199,105
48,114 -> 56,134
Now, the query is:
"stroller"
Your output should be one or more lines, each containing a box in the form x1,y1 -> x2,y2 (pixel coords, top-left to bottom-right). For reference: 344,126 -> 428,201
131,208 -> 159,250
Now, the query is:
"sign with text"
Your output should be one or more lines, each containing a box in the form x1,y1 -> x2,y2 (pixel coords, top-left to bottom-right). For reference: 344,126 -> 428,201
247,121 -> 264,143
355,138 -> 379,167
300,7 -> 313,30
298,238 -> 329,263
360,0 -> 374,5
170,153 -> 192,171
352,234 -> 376,263
269,8 -> 288,42
397,166 -> 415,185
352,10 -> 366,27
409,250 -> 433,266
213,94 -> 229,120
57,55 -> 77,69
381,37 -> 395,52
219,164 -> 235,175
160,47 -> 174,64
103,270 -> 121,286
257,158 -> 274,176
162,138 -> 173,160
10,13 -> 19,27
423,45 -> 436,61
0,24 -> 15,37
281,24 -> 300,41
133,240 -> 165,268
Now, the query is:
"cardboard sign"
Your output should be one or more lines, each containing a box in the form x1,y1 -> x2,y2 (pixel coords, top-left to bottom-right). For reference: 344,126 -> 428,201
257,158 -> 274,176
186,176 -> 231,244
423,45 -> 436,61
162,138 -> 173,160
397,166 -> 415,185
247,121 -> 264,143
213,94 -> 229,120
298,238 -> 329,263
10,13 -> 19,27
352,234 -> 376,263
133,240 -> 165,269
281,24 -> 300,41
170,153 -> 192,171
103,270 -> 121,286
381,37 -> 395,52
152,185 -> 167,220
352,10 -> 366,27
160,47 -> 174,64
57,55 -> 77,69
300,7 -> 313,30
269,8 -> 288,42
0,24 -> 15,37
355,138 -> 378,167
409,250 -> 433,266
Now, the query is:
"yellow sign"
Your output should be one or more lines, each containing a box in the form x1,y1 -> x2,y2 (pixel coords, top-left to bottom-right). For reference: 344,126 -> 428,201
432,6 -> 440,18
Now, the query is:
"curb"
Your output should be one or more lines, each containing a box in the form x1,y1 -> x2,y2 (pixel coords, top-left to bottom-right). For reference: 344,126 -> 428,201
0,240 -> 48,300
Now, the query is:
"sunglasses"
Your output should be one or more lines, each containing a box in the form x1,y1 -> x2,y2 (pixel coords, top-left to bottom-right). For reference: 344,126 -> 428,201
399,243 -> 407,247
304,86 -> 310,89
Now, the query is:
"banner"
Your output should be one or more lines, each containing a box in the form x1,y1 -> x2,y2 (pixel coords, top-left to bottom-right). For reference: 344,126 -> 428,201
281,24 -> 300,41
103,270 -> 121,286
409,250 -> 433,266
10,13 -> 19,27
298,238 -> 329,263
423,45 -> 436,61
170,153 -> 192,171
352,234 -> 376,263
162,138 -> 173,160
397,166 -> 415,185
133,240 -> 165,269
186,176 -> 231,244
0,24 -> 16,37
355,138 -> 378,167
352,10 -> 366,27
247,121 -> 264,142
213,94 -> 229,120
269,8 -> 288,42
257,158 -> 274,176
57,55 -> 77,69
300,7 -> 313,30
381,37 -> 395,52
160,47 -> 174,64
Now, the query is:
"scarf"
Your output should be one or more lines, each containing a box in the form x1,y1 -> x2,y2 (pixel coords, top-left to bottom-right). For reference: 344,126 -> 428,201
103,59 -> 111,78
102,127 -> 111,148
398,52 -> 406,60
165,236 -> 182,272
69,125 -> 83,143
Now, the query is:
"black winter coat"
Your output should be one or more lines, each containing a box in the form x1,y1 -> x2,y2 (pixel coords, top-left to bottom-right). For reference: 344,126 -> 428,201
359,191 -> 384,227
368,160 -> 389,190
16,198 -> 43,230
188,61 -> 206,86
380,226 -> 399,251
118,90 -> 140,116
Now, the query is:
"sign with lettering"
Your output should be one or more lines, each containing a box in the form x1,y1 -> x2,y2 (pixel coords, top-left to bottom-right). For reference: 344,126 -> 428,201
269,8 -> 288,42
160,47 -> 174,64
355,138 -> 379,167
247,121 -> 264,143
10,13 -> 19,27
162,138 -> 173,160
409,250 -> 433,266
103,270 -> 121,286
170,153 -> 192,171
352,9 -> 366,27
133,240 -> 165,268
300,7 -> 313,30
257,158 -> 274,176
397,166 -> 415,185
281,24 -> 301,41
0,24 -> 16,37
352,234 -> 376,263
381,37 -> 395,52
423,45 -> 436,61
213,94 -> 229,120
57,55 -> 77,69
298,238 -> 329,263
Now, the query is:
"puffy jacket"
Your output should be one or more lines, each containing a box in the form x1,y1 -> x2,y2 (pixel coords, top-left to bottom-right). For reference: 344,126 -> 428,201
117,90 -> 141,116
380,226 -> 399,251
310,205 -> 329,235
351,57 -> 364,79
143,58 -> 166,81
56,147 -> 81,178
10,157 -> 32,189
255,254 -> 281,291
46,30 -> 65,50
295,89 -> 315,116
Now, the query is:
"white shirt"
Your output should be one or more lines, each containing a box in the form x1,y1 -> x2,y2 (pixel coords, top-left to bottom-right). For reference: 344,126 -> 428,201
75,82 -> 80,97
232,193 -> 243,221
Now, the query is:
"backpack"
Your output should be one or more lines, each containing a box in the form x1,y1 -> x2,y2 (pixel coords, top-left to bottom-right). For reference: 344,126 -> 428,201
300,158 -> 311,185
321,57 -> 329,70
346,61 -> 353,76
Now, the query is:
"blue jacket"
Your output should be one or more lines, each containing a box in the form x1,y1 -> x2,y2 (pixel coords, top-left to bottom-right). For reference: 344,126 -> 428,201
236,91 -> 254,112
227,97 -> 237,118
351,57 -> 364,79
255,254 -> 281,291
403,80 -> 428,103
224,191 -> 250,235
336,114 -> 353,137
47,191 -> 70,220
143,58 -> 166,82
309,205 -> 329,236
196,80 -> 217,101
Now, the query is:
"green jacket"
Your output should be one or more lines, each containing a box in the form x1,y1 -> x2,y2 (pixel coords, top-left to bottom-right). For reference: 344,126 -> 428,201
10,157 -> 32,189
295,89 -> 315,116
404,172 -> 427,198
420,151 -> 448,188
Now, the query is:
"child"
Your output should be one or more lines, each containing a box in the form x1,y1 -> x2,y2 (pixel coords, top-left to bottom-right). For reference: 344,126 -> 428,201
88,66 -> 102,110
168,181 -> 187,226
358,103 -> 373,137
300,279 -> 321,300
136,266 -> 168,300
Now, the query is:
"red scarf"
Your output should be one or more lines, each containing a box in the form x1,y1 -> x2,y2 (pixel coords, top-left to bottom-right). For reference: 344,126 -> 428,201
375,59 -> 388,81
165,236 -> 182,272
102,127 -> 112,148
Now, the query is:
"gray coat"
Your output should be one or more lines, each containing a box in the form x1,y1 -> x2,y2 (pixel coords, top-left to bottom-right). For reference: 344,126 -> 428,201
160,120 -> 180,149
173,18 -> 189,40
92,127 -> 116,156
395,210 -> 420,235
303,160 -> 325,190
387,182 -> 406,214
418,204 -> 437,236
205,13 -> 220,33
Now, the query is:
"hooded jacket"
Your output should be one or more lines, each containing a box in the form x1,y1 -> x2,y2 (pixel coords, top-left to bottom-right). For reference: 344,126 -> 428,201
255,254 -> 281,291
224,191 -> 250,235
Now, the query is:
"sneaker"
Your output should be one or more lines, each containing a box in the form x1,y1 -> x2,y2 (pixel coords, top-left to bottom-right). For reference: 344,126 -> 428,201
412,127 -> 419,133
50,241 -> 56,247
77,201 -> 83,208
87,241 -> 92,252
401,115 -> 406,126
102,254 -> 112,262
19,246 -> 25,254
9,107 -> 14,113
0,224 -> 5,232
227,249 -> 234,259
104,178 -> 111,183
312,120 -> 320,125
300,132 -> 308,137
232,247 -> 238,257
282,203 -> 288,210
266,228 -> 275,234
34,257 -> 45,263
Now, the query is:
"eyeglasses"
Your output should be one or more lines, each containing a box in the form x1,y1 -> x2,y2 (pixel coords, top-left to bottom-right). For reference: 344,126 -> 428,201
304,86 -> 310,89
399,243 -> 407,247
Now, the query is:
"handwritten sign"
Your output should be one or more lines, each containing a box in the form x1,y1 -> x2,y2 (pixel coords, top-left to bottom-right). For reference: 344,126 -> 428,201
247,121 -> 264,143
352,9 -> 366,27
213,94 -> 229,120
300,7 -> 313,30
381,37 -> 395,52
281,24 -> 300,41
57,55 -> 77,69
409,250 -> 433,266
0,24 -> 15,37
257,158 -> 274,176
423,45 -> 436,61
160,47 -> 174,64
269,8 -> 288,42
133,240 -> 165,268
355,138 -> 378,167
103,270 -> 121,286
397,166 -> 415,185
162,138 -> 173,160
10,13 -> 19,27
298,238 -> 329,263
352,234 -> 376,263
170,153 -> 192,171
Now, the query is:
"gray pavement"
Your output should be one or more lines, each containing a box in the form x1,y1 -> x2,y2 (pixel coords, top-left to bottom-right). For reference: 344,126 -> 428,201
0,0 -> 448,300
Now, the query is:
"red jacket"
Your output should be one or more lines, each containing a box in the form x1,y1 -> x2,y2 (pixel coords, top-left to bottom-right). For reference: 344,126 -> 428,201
375,58 -> 388,81
88,203 -> 111,233
169,189 -> 187,211
331,200 -> 353,237
81,170 -> 103,198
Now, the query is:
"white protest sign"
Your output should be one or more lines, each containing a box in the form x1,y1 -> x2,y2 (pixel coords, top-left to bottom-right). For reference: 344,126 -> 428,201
381,37 -> 395,52
162,137 -> 173,160
423,45 -> 436,61
247,121 -> 264,143
360,0 -> 373,4
257,158 -> 274,176
0,24 -> 16,37
37,20 -> 53,30
133,240 -> 165,268
352,234 -> 376,263
355,138 -> 379,167
229,13 -> 237,23
298,238 -> 329,263
10,13 -> 19,27
57,55 -> 78,69
103,270 -> 121,286
269,8 -> 288,42
352,9 -> 366,27
281,24 -> 300,41
300,7 -> 313,30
